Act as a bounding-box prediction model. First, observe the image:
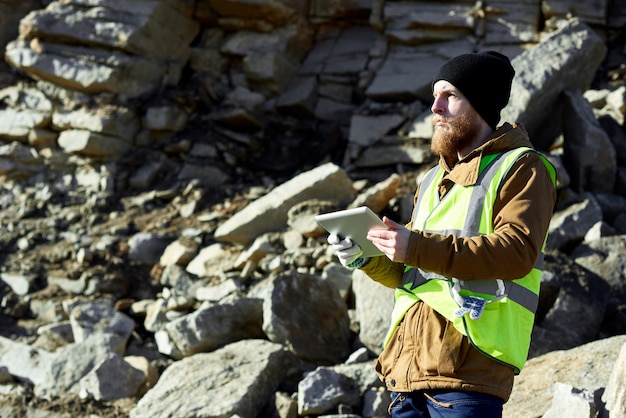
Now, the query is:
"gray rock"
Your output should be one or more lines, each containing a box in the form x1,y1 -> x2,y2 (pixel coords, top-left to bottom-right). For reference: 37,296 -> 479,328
214,162 -> 356,245
165,297 -> 264,358
321,262 -> 353,302
381,2 -> 476,45
542,0 -> 610,25
287,199 -> 335,238
6,41 -> 169,98
0,272 -> 37,296
309,0 -> 371,19
142,105 -> 189,132
354,142 -> 431,168
277,75 -> 318,118
5,1 -> 199,97
195,278 -> 242,302
160,264 -> 201,299
504,335 -> 626,418
572,235 -> 626,301
547,193 -> 603,251
47,273 -> 88,295
365,45 -> 450,102
263,272 -> 351,363
332,361 -> 383,395
531,251 -> 611,356
64,298 -> 135,356
76,353 -> 145,401
594,193 -> 626,223
18,1 -> 199,59
348,113 -> 405,147
159,238 -> 199,268
176,162 -> 231,187
0,336 -> 54,386
186,242 -> 234,278
315,97 -> 357,121
52,106 -> 140,140
542,382 -> 598,418
298,367 -> 361,416
130,339 -> 290,418
224,24 -> 312,96
0,108 -> 50,141
323,26 -> 379,76
234,233 -> 282,269
0,141 -> 45,180
584,221 -> 618,242
127,232 -> 171,265
352,269 -> 395,355
502,18 -> 607,148
603,342 -> 626,418
362,386 -> 392,418
34,333 -> 140,400
483,0 -> 542,44
35,321 -> 74,352
348,173 -> 401,215
57,129 -> 132,157
598,114 -> 626,166
562,88 -> 616,193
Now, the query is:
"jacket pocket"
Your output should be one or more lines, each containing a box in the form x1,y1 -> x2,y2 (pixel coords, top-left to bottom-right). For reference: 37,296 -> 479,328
437,318 -> 470,376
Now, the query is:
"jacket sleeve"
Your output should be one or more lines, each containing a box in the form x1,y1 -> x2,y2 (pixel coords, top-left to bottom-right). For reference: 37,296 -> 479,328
360,254 -> 405,288
404,152 -> 556,281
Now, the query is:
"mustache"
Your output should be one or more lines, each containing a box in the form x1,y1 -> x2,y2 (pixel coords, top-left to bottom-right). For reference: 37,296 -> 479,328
432,116 -> 449,125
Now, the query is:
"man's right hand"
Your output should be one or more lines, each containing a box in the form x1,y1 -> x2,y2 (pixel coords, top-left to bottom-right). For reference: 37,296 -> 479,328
367,216 -> 411,263
328,234 -> 367,269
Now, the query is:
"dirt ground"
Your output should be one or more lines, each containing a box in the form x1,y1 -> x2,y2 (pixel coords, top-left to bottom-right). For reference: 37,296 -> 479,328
0,387 -> 136,417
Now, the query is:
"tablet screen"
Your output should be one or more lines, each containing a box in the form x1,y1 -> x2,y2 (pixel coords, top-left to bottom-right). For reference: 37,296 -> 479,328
315,206 -> 388,257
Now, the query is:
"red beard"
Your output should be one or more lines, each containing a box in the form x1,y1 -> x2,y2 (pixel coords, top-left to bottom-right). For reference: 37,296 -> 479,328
431,111 -> 484,164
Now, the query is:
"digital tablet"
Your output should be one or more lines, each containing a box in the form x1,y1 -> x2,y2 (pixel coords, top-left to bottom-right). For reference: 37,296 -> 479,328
315,206 -> 388,257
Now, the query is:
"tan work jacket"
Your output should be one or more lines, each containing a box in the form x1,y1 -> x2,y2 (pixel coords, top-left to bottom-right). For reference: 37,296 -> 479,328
361,123 -> 557,402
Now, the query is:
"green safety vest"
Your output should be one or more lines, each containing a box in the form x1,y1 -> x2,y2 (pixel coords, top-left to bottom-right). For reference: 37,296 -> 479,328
385,147 -> 556,373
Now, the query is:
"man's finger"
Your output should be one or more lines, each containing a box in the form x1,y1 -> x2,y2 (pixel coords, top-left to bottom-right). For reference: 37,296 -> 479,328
382,216 -> 404,230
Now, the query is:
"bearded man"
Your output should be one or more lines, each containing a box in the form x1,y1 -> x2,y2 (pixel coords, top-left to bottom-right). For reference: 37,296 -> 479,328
328,51 -> 557,417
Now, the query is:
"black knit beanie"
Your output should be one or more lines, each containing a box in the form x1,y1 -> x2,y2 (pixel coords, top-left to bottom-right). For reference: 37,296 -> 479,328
433,51 -> 515,130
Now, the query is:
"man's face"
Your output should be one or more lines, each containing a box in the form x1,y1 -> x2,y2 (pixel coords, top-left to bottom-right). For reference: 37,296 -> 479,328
430,80 -> 484,163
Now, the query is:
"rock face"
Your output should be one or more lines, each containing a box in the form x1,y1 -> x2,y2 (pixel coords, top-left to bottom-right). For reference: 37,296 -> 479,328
0,1 -> 625,417
6,1 -> 199,97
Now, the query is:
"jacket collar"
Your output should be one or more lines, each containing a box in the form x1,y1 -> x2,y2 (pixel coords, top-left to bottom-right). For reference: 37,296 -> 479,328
438,123 -> 534,187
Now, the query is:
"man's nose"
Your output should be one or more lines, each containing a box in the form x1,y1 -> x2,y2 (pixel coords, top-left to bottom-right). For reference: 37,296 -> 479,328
431,97 -> 443,114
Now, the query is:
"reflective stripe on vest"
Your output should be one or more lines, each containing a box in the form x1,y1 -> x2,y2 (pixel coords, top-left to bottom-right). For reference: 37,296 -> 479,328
402,267 -> 541,314
385,147 -> 556,373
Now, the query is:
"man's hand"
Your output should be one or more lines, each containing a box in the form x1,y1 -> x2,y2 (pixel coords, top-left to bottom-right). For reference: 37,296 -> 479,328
367,217 -> 411,263
328,234 -> 369,269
